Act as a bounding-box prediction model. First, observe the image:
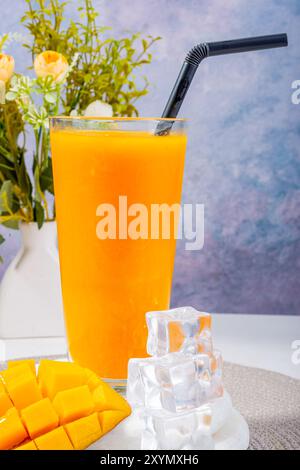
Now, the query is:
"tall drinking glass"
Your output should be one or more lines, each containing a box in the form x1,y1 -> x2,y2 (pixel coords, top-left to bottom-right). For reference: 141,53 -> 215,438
50,117 -> 187,386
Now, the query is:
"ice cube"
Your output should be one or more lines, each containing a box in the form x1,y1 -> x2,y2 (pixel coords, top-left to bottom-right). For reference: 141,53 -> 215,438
126,352 -> 223,412
126,356 -> 161,410
146,307 -> 212,357
209,350 -> 224,399
141,405 -> 214,450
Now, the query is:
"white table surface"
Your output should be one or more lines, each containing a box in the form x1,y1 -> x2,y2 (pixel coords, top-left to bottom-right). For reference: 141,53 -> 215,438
212,314 -> 300,380
2,313 -> 299,380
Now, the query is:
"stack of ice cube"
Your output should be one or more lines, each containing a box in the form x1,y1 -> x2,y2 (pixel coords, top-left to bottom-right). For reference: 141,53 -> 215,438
126,307 -> 224,450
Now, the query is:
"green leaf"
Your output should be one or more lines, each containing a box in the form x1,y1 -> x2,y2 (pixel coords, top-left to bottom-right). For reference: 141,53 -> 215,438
10,76 -> 17,87
40,157 -> 54,194
2,219 -> 19,230
5,91 -> 17,101
33,163 -> 41,203
0,180 -> 14,213
34,200 -> 44,229
0,233 -> 3,263
142,39 -> 148,51
18,157 -> 32,202
45,93 -> 56,104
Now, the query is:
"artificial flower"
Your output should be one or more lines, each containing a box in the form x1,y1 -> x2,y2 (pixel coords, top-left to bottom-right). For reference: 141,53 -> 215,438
0,53 -> 15,103
34,51 -> 68,83
0,53 -> 15,83
84,100 -> 113,117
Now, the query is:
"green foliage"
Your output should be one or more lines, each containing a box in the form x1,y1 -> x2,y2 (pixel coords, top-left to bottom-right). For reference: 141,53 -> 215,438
0,34 -> 10,52
0,0 -> 160,240
1,73 -> 65,227
22,0 -> 161,116
0,232 -> 4,263
0,100 -> 32,227
0,33 -> 25,53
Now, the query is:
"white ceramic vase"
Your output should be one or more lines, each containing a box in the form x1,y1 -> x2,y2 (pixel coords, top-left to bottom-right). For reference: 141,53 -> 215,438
0,221 -> 67,361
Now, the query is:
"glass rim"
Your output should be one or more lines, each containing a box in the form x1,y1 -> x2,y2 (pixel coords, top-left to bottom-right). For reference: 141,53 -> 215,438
50,116 -> 187,123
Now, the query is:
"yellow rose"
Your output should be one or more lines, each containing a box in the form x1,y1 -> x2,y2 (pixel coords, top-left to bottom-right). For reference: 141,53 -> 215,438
34,51 -> 69,83
0,53 -> 15,83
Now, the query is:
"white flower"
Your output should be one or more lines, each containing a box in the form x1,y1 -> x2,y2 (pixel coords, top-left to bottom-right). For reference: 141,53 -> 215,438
84,100 -> 113,117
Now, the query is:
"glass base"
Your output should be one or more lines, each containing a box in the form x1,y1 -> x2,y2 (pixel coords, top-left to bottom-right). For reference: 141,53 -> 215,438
103,378 -> 127,395
66,350 -> 127,394
0,336 -> 67,363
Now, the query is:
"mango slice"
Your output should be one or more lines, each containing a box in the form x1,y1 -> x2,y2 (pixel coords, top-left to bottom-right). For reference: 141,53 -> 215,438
53,385 -> 94,424
21,398 -> 59,439
64,412 -> 102,450
85,369 -> 102,391
5,371 -> 42,410
15,440 -> 37,450
93,381 -> 131,414
0,391 -> 13,416
1,364 -> 34,385
34,426 -> 74,450
38,360 -> 86,399
98,409 -> 129,434
0,407 -> 28,450
8,359 -> 36,375
0,360 -> 131,450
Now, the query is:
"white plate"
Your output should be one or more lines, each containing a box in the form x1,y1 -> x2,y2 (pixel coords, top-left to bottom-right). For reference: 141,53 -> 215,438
90,407 -> 249,451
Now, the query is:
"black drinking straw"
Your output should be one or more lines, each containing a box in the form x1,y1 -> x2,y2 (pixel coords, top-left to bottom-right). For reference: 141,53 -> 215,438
156,33 -> 288,135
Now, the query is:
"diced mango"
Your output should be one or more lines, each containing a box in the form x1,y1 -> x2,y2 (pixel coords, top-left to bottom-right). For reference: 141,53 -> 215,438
15,440 -> 37,450
34,426 -> 74,450
64,412 -> 102,450
0,360 -> 131,450
0,381 -> 5,393
0,391 -> 13,416
93,381 -> 131,414
8,359 -> 36,375
21,398 -> 59,439
53,385 -> 94,425
37,359 -> 55,393
85,369 -> 102,391
37,360 -> 51,384
98,409 -> 129,434
0,407 -> 28,450
38,360 -> 86,399
0,364 -> 34,385
5,372 -> 42,410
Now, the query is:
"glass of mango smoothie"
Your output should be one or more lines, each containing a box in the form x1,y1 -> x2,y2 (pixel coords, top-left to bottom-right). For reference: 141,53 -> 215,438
50,117 -> 187,387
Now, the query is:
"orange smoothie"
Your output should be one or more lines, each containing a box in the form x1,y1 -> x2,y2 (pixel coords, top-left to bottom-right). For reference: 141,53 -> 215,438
50,121 -> 187,380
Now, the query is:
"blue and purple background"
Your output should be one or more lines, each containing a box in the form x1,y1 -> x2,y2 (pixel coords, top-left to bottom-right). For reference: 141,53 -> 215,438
1,0 -> 299,315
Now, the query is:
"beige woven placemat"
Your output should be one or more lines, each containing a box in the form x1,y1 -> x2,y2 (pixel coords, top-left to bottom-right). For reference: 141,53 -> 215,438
223,362 -> 300,450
